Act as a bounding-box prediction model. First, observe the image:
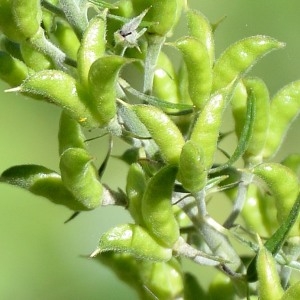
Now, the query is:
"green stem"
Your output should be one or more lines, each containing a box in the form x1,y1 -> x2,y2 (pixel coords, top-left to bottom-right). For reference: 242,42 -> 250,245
29,28 -> 67,69
198,216 -> 242,272
280,237 -> 300,288
59,0 -> 88,39
177,194 -> 242,273
28,28 -> 77,71
193,189 -> 207,217
223,172 -> 253,228
173,237 -> 224,266
41,0 -> 66,19
143,34 -> 165,94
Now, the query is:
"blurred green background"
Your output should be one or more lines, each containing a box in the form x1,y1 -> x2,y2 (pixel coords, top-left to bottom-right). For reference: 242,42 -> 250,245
1,1 -> 300,299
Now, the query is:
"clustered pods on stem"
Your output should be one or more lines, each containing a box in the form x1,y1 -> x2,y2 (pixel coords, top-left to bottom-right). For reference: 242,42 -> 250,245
1,0 -> 300,299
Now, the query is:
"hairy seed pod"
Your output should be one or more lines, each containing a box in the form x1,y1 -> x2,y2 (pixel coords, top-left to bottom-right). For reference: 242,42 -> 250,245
212,35 -> 284,92
133,104 -> 185,165
142,165 -> 179,248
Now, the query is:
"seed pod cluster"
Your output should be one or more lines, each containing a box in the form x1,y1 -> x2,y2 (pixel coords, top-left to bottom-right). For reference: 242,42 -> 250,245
0,1 -> 300,298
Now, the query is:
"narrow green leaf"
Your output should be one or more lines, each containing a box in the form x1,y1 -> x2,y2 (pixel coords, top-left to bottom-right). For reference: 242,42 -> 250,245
247,193 -> 300,282
120,79 -> 193,112
210,88 -> 255,173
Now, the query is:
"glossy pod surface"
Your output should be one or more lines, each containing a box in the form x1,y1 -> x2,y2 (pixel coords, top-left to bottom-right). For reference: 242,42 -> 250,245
131,0 -> 180,36
77,9 -> 107,87
212,35 -> 284,93
88,55 -> 128,127
186,8 -> 215,65
133,104 -> 185,165
263,80 -> 300,159
190,92 -> 226,169
257,244 -> 284,300
17,70 -> 100,128
178,140 -> 207,193
0,164 -> 87,211
58,111 -> 86,155
97,223 -> 172,261
126,163 -> 147,226
59,148 -> 103,210
0,0 -> 42,42
142,165 -> 179,248
252,163 -> 300,234
174,37 -> 212,110
0,51 -> 29,86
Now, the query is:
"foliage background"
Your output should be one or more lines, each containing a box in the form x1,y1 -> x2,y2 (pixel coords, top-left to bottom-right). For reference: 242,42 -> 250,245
0,0 -> 300,299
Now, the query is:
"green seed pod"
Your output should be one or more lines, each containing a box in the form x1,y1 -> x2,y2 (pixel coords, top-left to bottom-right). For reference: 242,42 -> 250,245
232,77 -> 270,164
263,80 -> 300,159
59,148 -> 103,210
190,92 -> 226,169
133,104 -> 185,165
212,36 -> 284,93
186,8 -> 215,65
94,223 -> 172,261
153,51 -> 179,106
142,164 -> 179,248
178,140 -> 207,193
95,252 -> 142,297
78,9 -> 107,87
41,0 -> 59,35
51,20 -> 80,60
247,193 -> 300,283
257,243 -> 284,300
138,258 -> 184,299
126,163 -> 147,225
97,253 -> 184,299
0,36 -> 23,60
13,0 -> 42,39
242,184 -> 277,237
0,51 -> 29,87
281,281 -> 300,300
10,70 -> 99,128
0,164 -> 87,211
88,55 -> 129,127
253,163 -> 300,232
177,61 -> 193,105
0,0 -> 42,42
208,272 -> 235,300
116,0 -> 134,17
173,206 -> 192,229
58,110 -> 86,155
174,36 -> 212,110
231,80 -> 248,137
131,0 -> 181,36
281,153 -> 300,174
175,61 -> 194,135
20,41 -> 53,71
